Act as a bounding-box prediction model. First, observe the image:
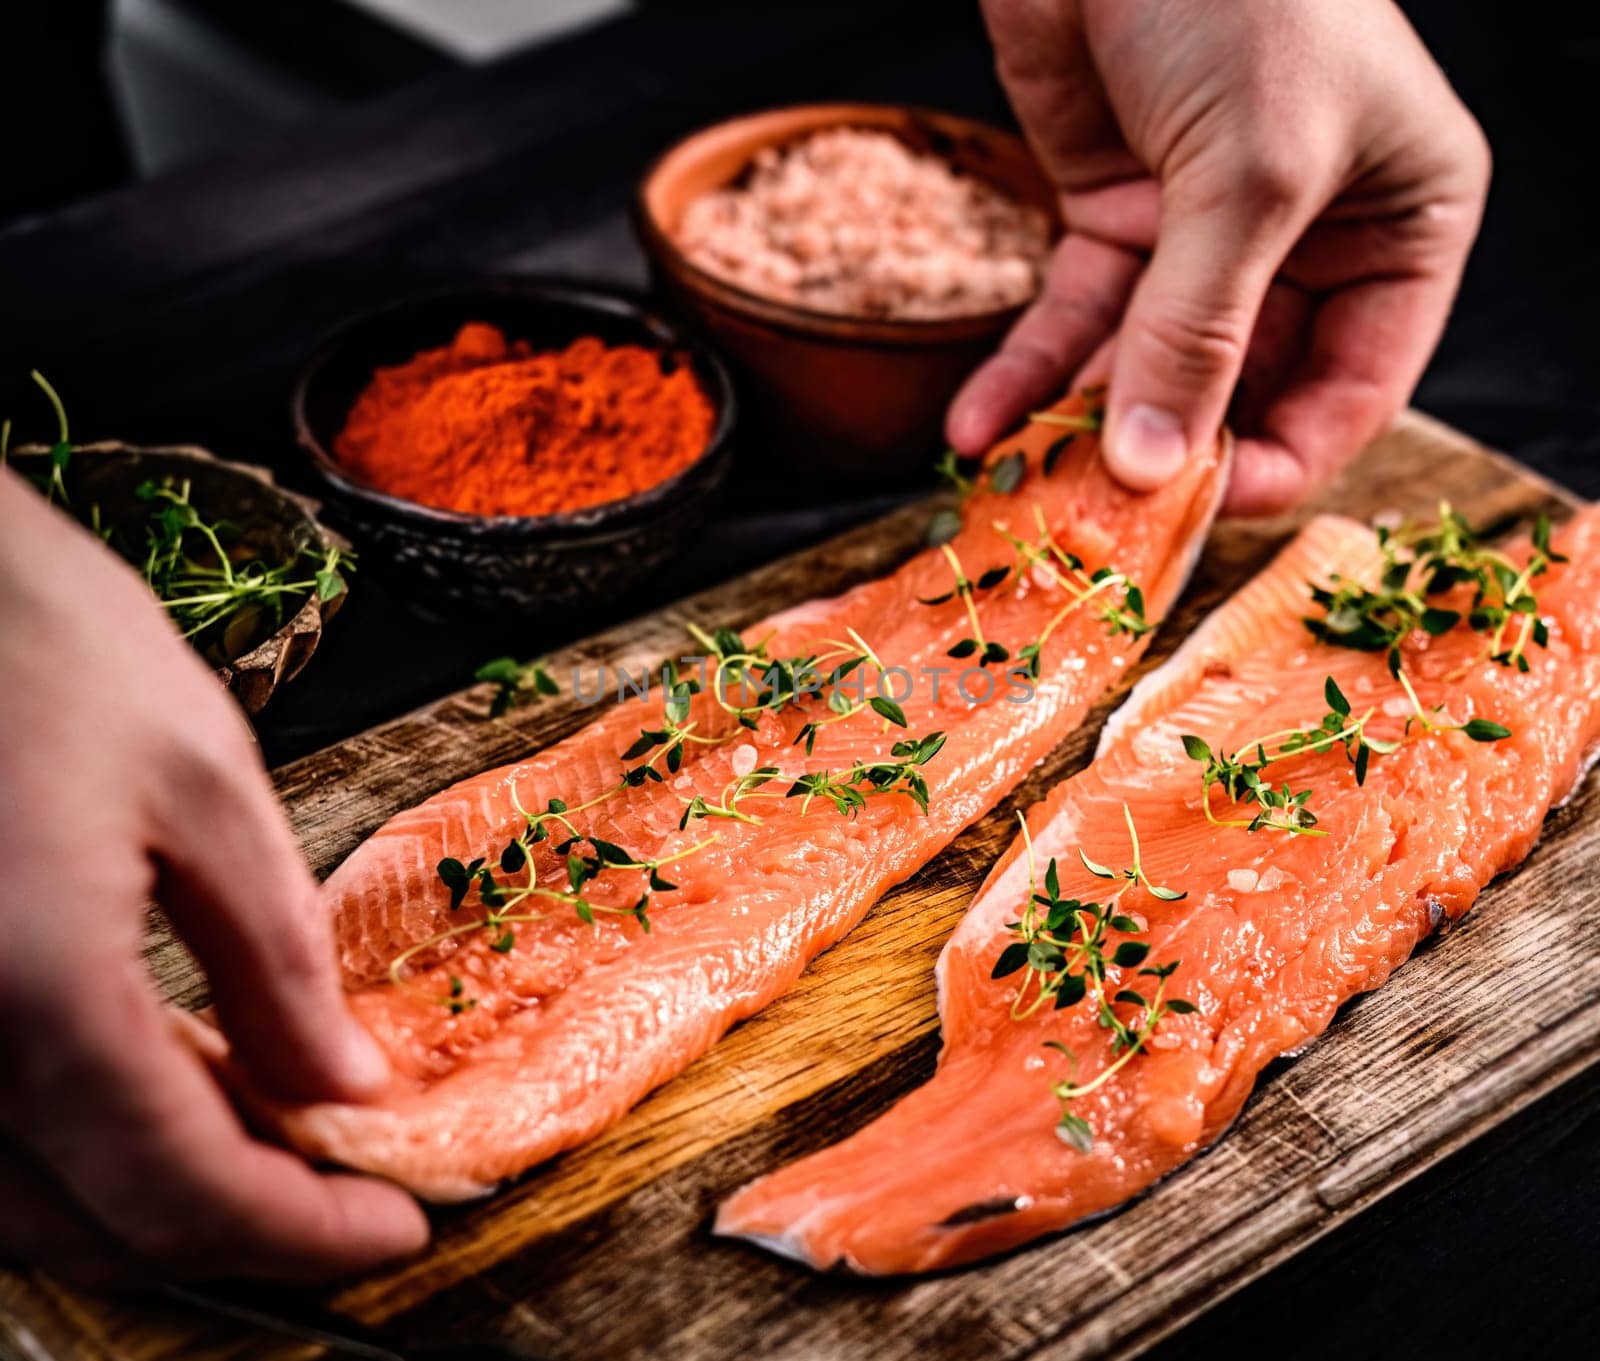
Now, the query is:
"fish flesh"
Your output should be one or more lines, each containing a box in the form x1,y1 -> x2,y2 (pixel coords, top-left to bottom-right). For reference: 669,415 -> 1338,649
240,396 -> 1227,1199
716,504 -> 1600,1273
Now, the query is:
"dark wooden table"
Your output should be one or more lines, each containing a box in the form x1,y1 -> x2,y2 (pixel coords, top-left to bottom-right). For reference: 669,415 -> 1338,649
2,2 -> 1597,1356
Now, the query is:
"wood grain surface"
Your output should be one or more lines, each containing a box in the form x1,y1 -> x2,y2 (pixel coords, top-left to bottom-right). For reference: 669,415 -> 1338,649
2,412 -> 1591,1361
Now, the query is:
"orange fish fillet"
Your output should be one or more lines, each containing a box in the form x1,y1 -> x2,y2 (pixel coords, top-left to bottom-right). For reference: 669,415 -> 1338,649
716,504 -> 1600,1273
243,397 -> 1226,1199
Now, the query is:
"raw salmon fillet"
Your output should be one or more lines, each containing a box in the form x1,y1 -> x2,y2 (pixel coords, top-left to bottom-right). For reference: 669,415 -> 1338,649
717,505 -> 1600,1273
246,396 -> 1227,1199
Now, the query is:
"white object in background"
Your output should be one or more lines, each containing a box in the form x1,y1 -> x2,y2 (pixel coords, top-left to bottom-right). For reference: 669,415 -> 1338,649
345,0 -> 633,62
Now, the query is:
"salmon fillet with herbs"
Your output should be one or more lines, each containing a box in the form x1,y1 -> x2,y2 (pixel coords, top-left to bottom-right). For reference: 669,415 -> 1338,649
236,393 -> 1227,1199
716,501 -> 1600,1273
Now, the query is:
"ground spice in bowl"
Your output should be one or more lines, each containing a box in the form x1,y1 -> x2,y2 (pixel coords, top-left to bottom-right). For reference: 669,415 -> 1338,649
333,321 -> 716,518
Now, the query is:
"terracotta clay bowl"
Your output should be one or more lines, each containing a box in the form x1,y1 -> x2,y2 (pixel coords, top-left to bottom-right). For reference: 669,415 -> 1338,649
635,103 -> 1059,482
291,280 -> 736,619
7,441 -> 347,715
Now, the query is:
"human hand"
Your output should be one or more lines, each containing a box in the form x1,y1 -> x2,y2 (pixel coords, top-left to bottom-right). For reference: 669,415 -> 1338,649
0,472 -> 427,1284
949,0 -> 1490,514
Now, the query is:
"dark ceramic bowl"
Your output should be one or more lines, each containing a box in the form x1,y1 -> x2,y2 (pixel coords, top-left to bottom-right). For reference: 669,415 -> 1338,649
635,104 -> 1059,482
291,281 -> 736,618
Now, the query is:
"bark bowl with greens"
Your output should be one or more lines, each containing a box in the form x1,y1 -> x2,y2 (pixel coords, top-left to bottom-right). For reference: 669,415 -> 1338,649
7,440 -> 350,714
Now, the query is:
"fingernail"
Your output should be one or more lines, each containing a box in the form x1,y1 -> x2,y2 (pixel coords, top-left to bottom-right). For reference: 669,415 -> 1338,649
340,1024 -> 392,1095
1108,404 -> 1189,488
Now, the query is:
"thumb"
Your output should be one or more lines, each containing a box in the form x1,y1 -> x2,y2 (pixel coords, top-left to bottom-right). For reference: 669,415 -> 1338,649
152,738 -> 390,1104
1104,168 -> 1309,489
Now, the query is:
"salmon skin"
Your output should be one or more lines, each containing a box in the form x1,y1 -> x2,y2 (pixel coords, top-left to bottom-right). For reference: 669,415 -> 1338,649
716,505 -> 1600,1274
242,396 -> 1227,1200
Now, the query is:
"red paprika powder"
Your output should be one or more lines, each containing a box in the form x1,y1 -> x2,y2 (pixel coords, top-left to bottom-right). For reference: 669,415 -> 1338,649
334,322 -> 715,517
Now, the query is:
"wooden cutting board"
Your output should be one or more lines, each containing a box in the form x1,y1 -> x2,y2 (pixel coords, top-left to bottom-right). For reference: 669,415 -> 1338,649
5,412 -> 1597,1361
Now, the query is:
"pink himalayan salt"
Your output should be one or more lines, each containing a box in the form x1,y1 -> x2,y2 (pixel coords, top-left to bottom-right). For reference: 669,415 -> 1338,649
674,127 -> 1050,321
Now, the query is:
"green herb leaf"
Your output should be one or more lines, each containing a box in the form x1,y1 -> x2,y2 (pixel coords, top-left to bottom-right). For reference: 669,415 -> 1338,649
1324,677 -> 1350,717
989,451 -> 1026,494
1078,849 -> 1116,879
1043,433 -> 1074,476
991,942 -> 1031,979
976,566 -> 1010,591
926,509 -> 963,546
1055,1112 -> 1094,1153
869,696 -> 909,728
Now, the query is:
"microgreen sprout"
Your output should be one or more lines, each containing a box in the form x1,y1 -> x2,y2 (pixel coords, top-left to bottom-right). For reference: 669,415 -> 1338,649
135,478 -> 349,652
2,370 -> 74,505
5,378 -> 350,656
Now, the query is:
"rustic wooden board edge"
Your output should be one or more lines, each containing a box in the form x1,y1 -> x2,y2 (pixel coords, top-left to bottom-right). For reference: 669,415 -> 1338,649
1076,987 -> 1600,1361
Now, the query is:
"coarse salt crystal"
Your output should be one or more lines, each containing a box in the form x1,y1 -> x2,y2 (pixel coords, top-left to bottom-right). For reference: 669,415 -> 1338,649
1228,867 -> 1260,893
674,127 -> 1050,321
730,744 -> 759,777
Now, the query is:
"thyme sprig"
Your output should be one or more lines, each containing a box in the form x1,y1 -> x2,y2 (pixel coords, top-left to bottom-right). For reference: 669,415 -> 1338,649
395,622 -> 951,1011
996,505 -> 1151,678
475,657 -> 560,717
1028,384 -> 1106,458
784,731 -> 947,817
393,805 -> 719,1005
1028,408 -> 1104,434
934,448 -> 976,498
1307,502 -> 1566,675
1182,675 -> 1509,837
676,729 -> 947,826
650,625 -> 901,759
918,513 -> 1151,679
924,543 -> 1013,666
925,387 -> 1107,545
992,806 -> 1193,1152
